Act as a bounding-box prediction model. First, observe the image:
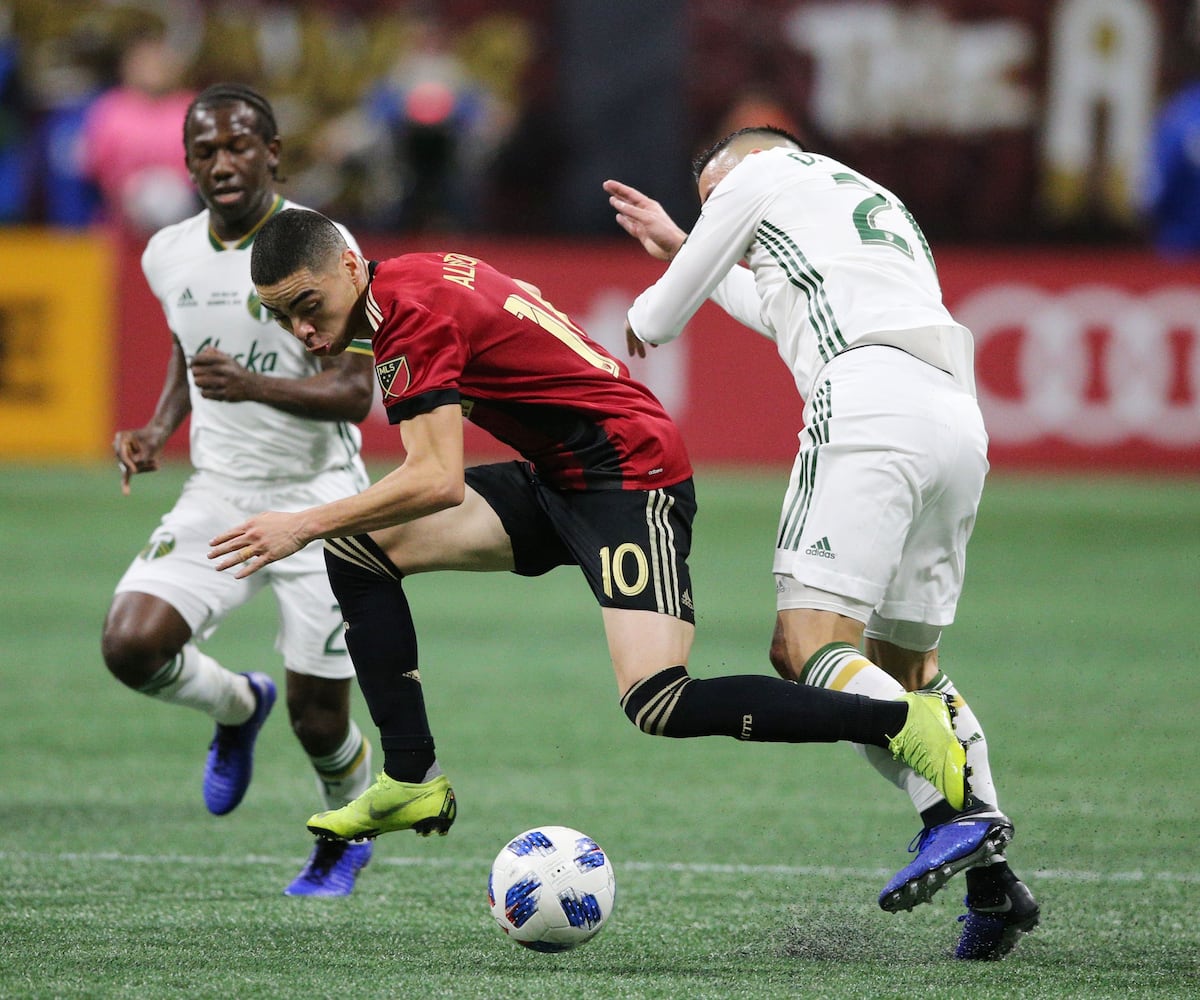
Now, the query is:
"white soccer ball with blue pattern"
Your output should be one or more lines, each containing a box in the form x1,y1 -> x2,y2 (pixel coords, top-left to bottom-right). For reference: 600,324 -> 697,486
488,825 -> 616,951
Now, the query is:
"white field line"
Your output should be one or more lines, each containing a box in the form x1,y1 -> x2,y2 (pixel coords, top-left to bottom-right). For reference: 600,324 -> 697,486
4,851 -> 1199,885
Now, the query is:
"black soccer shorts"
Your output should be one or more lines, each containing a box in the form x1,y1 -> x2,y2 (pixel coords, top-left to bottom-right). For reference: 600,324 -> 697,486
465,461 -> 697,624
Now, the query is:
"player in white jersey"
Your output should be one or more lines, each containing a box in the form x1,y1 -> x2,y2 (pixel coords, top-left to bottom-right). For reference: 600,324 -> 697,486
605,127 -> 1038,960
102,84 -> 377,897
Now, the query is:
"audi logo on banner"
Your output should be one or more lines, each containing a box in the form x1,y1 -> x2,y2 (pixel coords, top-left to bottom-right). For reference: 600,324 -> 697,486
956,284 -> 1200,448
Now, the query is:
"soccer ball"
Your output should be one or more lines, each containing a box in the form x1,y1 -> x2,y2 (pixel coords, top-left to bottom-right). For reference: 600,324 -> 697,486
488,826 -> 616,952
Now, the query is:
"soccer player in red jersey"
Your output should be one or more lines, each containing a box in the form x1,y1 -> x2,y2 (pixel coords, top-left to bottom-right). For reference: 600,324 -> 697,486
207,207 -> 966,848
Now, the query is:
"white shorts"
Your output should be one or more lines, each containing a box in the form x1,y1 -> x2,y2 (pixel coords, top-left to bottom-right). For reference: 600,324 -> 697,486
774,346 -> 989,628
114,465 -> 369,679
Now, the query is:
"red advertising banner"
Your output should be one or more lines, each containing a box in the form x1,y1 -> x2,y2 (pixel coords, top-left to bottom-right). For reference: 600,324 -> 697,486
114,235 -> 1200,474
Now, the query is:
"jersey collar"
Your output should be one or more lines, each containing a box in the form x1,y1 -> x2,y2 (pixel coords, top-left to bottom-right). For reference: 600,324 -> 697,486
207,194 -> 285,251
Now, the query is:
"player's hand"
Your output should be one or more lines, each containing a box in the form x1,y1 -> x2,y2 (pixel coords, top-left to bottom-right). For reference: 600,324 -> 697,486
191,346 -> 258,403
113,428 -> 162,495
603,179 -> 687,261
208,511 -> 308,579
625,320 -> 655,359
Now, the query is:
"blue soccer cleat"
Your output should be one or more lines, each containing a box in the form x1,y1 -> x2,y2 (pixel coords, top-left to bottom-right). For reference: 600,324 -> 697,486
283,838 -> 373,897
955,869 -> 1040,960
879,811 -> 1015,913
203,671 -> 276,816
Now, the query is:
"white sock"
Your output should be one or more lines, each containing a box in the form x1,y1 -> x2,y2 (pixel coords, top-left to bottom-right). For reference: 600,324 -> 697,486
802,642 -> 944,813
922,671 -> 999,810
309,721 -> 373,809
138,645 -> 255,725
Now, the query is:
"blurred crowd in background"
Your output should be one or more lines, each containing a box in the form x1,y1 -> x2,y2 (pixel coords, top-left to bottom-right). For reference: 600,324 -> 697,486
1,0 -> 1199,248
0,0 -> 555,234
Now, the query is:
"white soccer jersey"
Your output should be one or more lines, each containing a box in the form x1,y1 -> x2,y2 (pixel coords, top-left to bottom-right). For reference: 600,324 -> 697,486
627,147 -> 976,399
141,197 -> 369,482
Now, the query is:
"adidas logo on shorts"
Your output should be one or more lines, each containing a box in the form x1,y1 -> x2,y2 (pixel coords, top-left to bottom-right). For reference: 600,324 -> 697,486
804,536 -> 836,559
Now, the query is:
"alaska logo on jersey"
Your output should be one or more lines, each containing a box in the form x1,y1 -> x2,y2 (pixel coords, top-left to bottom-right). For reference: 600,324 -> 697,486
195,335 -> 279,372
375,356 -> 411,400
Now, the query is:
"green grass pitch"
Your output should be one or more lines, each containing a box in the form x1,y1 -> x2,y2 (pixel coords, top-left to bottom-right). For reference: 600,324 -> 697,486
1,463 -> 1197,999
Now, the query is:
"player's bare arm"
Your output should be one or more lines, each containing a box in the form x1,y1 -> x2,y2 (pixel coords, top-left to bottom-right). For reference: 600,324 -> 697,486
190,345 -> 374,420
603,179 -> 688,261
208,402 -> 465,578
114,337 -> 192,495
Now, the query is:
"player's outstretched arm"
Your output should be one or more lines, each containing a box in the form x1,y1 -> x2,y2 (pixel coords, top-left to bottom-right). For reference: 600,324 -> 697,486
114,337 -> 191,494
208,403 -> 465,578
190,347 -> 374,422
603,179 -> 688,261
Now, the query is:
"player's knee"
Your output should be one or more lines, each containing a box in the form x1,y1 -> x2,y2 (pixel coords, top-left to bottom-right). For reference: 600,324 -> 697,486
287,703 -> 347,756
620,666 -> 690,736
285,679 -> 351,755
768,633 -> 799,681
100,619 -> 177,689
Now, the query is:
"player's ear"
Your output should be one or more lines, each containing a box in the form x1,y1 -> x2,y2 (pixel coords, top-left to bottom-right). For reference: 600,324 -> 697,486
342,248 -> 366,286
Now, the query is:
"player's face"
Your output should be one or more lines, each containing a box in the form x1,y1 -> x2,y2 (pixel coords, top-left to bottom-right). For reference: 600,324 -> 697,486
257,251 -> 365,357
185,102 -> 280,235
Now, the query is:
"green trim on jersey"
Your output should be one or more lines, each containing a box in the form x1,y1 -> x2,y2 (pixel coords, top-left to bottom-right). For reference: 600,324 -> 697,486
207,194 -> 285,251
334,420 -> 362,467
345,338 -> 374,357
755,220 -> 848,364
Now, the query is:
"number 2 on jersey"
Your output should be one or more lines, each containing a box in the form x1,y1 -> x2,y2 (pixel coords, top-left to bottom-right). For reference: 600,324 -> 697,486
834,172 -> 936,271
503,292 -> 620,375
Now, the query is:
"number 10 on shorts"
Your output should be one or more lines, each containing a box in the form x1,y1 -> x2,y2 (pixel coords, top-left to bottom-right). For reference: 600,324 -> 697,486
599,544 -> 649,598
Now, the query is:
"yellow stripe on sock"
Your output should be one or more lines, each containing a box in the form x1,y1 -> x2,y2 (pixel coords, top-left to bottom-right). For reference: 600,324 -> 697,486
830,657 -> 872,691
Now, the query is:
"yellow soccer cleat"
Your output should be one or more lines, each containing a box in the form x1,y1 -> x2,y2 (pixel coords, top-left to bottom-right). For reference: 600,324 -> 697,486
307,772 -> 457,842
887,692 -> 967,810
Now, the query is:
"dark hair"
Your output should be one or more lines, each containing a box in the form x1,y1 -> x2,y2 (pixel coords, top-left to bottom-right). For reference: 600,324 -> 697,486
184,82 -> 279,151
691,125 -> 805,179
251,209 -> 349,287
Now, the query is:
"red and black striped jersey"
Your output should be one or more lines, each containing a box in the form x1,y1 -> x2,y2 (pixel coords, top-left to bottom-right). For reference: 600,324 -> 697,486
364,253 -> 692,491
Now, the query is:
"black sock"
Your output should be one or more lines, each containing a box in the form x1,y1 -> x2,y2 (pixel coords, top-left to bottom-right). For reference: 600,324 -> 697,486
920,792 -> 992,828
324,537 -> 435,783
622,666 -> 907,746
965,861 -> 1015,902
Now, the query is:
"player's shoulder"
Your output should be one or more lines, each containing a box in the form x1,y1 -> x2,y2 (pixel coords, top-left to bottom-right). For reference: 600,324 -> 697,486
367,254 -> 437,312
141,209 -> 214,280
373,252 -> 456,288
748,146 -> 849,180
370,252 -> 495,322
143,209 -> 210,257
761,148 -> 889,199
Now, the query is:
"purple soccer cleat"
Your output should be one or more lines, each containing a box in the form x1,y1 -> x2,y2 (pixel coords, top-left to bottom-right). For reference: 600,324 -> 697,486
879,811 -> 1014,913
284,839 -> 374,897
203,671 -> 276,816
